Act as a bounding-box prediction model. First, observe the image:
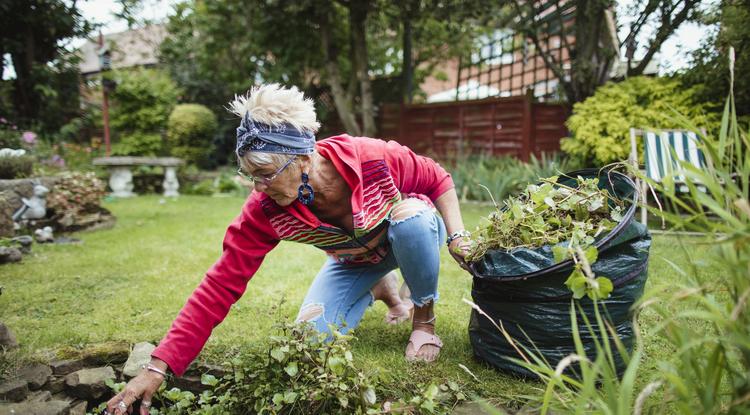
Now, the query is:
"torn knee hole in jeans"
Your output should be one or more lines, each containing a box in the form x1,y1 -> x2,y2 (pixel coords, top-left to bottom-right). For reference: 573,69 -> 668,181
390,200 -> 430,225
297,303 -> 324,322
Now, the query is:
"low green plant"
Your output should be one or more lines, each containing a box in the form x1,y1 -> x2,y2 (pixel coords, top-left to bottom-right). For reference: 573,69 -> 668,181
95,320 -> 466,414
218,322 -> 380,414
214,172 -> 247,196
449,153 -> 578,203
182,178 -> 215,196
561,76 -> 719,167
167,104 -> 218,168
0,119 -> 21,148
0,155 -> 34,179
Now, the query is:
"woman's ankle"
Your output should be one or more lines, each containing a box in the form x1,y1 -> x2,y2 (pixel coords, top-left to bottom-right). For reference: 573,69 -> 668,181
412,302 -> 435,333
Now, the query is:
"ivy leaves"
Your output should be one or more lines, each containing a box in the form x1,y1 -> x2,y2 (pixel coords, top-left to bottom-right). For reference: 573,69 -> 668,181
468,176 -> 624,261
561,246 -> 614,300
468,175 -> 625,300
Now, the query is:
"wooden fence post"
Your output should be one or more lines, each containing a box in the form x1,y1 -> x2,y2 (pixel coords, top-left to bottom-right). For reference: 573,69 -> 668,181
520,90 -> 533,162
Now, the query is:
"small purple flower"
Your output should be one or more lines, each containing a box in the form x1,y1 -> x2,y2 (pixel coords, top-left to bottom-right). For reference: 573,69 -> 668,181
50,154 -> 65,167
0,117 -> 6,124
22,131 -> 37,144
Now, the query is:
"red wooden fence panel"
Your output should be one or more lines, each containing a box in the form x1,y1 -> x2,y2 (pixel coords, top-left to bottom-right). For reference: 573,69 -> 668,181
378,94 -> 569,161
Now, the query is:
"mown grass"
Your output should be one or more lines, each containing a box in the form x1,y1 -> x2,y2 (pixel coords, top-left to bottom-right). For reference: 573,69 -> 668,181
0,195 -> 718,409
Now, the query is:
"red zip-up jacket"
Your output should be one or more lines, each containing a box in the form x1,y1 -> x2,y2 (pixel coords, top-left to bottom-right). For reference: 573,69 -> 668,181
152,135 -> 454,376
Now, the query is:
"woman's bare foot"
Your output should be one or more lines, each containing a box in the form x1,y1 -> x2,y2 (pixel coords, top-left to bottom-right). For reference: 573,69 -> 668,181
372,271 -> 412,324
405,301 -> 442,363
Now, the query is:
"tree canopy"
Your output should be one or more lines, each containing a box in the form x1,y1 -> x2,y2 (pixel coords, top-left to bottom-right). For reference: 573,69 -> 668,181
159,0 -> 495,138
0,0 -> 91,131
679,0 -> 749,117
509,0 -> 704,103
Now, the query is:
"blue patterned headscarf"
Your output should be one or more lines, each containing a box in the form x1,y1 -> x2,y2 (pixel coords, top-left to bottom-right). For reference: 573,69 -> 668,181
235,113 -> 316,157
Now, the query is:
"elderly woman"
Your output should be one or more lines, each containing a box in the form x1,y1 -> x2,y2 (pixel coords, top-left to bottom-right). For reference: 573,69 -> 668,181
107,84 -> 471,415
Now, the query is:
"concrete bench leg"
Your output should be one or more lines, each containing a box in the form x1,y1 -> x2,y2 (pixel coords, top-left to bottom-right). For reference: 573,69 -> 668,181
163,166 -> 180,197
109,166 -> 135,197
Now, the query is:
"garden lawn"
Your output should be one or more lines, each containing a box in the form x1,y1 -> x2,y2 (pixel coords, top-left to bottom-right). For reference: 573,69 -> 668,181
0,195 -> 719,409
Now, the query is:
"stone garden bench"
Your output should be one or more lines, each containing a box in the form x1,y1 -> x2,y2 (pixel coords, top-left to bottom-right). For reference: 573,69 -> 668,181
93,156 -> 184,197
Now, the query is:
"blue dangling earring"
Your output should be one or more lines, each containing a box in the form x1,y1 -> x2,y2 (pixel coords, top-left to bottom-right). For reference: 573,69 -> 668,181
297,172 -> 315,205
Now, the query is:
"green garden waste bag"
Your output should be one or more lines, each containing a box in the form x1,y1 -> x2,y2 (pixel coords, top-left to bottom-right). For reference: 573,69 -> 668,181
467,168 -> 651,378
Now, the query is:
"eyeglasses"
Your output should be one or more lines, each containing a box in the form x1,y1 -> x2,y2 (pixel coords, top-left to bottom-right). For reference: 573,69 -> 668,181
237,156 -> 297,186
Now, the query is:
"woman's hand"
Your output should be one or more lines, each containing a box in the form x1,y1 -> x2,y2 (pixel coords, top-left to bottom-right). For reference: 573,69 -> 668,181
105,359 -> 167,415
449,236 -> 473,274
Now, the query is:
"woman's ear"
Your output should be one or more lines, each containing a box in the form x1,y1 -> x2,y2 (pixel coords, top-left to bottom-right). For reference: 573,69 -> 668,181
297,154 -> 313,173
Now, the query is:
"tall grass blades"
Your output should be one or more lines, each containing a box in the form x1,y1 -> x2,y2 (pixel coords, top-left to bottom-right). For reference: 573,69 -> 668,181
465,50 -> 749,414
635,47 -> 750,414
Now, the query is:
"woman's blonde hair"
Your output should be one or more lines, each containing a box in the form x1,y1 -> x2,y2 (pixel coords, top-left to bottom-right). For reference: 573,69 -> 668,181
228,83 -> 320,133
229,83 -> 320,170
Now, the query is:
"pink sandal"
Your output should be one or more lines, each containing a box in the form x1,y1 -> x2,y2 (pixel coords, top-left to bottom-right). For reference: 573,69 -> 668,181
405,329 -> 443,363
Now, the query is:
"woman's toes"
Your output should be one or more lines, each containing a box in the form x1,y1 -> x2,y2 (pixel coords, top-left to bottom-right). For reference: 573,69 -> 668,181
418,344 -> 439,362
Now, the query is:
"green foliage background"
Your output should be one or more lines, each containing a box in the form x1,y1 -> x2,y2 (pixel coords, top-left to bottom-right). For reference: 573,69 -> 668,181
561,77 -> 718,166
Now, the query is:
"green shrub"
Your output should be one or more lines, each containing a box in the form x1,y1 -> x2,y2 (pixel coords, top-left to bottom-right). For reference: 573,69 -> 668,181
111,133 -> 163,157
109,69 -> 181,156
167,104 -> 218,168
561,77 -> 718,166
0,155 -> 33,179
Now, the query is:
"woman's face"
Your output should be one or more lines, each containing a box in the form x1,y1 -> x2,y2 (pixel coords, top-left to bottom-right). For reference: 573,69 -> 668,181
250,156 -> 310,206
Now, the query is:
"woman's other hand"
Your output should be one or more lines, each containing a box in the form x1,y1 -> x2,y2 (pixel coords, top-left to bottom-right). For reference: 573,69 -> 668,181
449,236 -> 472,274
105,359 -> 167,415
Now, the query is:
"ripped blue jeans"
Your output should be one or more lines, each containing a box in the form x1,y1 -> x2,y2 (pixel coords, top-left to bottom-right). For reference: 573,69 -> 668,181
296,201 -> 447,335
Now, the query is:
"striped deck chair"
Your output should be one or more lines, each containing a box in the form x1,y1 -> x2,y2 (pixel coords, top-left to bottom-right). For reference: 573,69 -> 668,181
629,128 -> 708,225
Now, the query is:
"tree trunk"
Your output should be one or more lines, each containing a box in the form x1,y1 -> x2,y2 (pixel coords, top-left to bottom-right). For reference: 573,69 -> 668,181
349,0 -> 376,137
10,24 -> 37,122
568,0 -> 615,102
319,10 -> 362,136
402,13 -> 414,104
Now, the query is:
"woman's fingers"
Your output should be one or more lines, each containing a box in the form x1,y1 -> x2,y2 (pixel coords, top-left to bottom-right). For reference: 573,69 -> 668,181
448,239 -> 473,274
139,387 -> 156,415
105,371 -> 164,415
107,386 -> 137,415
